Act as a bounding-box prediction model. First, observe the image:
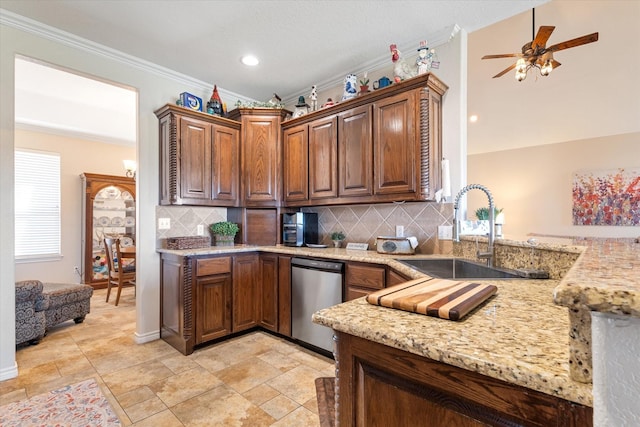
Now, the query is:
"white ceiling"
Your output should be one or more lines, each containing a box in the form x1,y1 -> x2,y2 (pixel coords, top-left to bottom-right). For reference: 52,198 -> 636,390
1,0 -> 546,103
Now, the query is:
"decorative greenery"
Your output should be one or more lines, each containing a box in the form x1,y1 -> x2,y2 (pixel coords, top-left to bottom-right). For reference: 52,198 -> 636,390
209,221 -> 239,236
359,78 -> 369,86
331,231 -> 346,241
234,100 -> 285,109
475,207 -> 503,221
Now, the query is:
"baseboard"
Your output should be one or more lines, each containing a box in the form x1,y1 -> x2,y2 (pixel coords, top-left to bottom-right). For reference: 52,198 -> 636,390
134,330 -> 160,344
0,361 -> 18,382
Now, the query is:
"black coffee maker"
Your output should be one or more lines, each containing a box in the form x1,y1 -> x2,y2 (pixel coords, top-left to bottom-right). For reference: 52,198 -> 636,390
282,213 -> 318,246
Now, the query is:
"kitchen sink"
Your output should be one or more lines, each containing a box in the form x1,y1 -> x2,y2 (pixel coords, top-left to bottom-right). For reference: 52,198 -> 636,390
397,258 -> 526,279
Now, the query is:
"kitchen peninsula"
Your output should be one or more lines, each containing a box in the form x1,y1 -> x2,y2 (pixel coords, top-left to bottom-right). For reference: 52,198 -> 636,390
157,236 -> 640,425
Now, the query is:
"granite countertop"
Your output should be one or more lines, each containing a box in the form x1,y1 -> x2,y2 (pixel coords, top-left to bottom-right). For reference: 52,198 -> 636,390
553,238 -> 640,317
157,237 -> 640,406
313,277 -> 593,407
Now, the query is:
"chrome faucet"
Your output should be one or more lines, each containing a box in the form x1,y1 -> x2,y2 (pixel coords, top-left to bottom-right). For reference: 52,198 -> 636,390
453,184 -> 495,267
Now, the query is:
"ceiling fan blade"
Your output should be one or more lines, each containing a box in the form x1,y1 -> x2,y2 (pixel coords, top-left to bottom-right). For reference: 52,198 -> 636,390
493,63 -> 517,78
548,32 -> 599,52
551,59 -> 561,69
482,53 -> 521,60
532,26 -> 555,49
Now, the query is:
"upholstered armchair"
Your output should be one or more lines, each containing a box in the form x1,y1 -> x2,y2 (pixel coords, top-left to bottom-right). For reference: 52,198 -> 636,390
15,280 -> 48,346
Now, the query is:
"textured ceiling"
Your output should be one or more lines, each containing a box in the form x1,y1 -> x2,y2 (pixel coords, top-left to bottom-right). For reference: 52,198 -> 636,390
1,0 -> 546,102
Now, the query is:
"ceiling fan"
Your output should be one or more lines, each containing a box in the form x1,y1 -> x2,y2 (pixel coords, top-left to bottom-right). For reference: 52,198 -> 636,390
482,9 -> 599,81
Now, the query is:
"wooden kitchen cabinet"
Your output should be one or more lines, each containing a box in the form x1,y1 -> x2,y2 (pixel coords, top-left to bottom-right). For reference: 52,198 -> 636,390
338,105 -> 373,198
194,257 -> 232,343
232,253 -> 260,332
373,90 -> 417,195
387,268 -> 411,287
345,261 -> 386,301
281,73 -> 448,206
283,116 -> 338,205
277,255 -> 292,337
335,332 -> 593,427
259,253 -> 279,331
155,104 -> 240,206
228,108 -> 289,207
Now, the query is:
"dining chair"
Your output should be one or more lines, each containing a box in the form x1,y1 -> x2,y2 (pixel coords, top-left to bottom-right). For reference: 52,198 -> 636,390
103,237 -> 135,306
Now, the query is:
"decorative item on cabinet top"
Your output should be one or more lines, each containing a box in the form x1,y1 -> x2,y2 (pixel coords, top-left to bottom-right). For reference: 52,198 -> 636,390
165,236 -> 211,250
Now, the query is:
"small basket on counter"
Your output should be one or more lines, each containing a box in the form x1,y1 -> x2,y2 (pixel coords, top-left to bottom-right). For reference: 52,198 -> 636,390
165,236 -> 211,250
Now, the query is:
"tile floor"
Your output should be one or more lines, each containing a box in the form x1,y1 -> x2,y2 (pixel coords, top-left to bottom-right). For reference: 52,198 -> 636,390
0,288 -> 335,426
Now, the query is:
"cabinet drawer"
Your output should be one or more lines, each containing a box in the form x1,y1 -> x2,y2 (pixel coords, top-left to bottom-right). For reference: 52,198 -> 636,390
196,257 -> 231,276
346,263 -> 385,290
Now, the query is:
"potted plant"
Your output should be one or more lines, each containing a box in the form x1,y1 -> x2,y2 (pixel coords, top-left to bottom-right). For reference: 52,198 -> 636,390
209,221 -> 239,246
359,77 -> 370,94
475,207 -> 504,236
331,231 -> 346,248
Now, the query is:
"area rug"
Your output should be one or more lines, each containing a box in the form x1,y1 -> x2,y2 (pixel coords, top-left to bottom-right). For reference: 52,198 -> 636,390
0,378 -> 121,426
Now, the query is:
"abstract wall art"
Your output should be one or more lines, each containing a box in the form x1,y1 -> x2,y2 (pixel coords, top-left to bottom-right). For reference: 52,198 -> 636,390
572,168 -> 640,226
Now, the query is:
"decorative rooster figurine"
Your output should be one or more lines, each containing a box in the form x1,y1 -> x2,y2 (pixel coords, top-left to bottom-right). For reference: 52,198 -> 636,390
390,44 -> 416,83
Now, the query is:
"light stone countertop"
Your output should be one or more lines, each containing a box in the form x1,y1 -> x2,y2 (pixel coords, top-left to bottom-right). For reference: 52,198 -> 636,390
157,238 -> 640,407
553,238 -> 640,317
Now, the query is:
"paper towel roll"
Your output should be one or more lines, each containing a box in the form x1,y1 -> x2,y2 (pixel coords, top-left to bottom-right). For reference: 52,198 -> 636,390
441,158 -> 451,198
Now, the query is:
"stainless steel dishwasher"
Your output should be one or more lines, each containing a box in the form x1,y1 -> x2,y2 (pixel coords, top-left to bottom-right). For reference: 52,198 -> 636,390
291,257 -> 343,354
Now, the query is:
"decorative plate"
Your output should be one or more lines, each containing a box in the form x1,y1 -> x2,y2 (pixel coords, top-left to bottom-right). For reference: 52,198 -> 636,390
121,236 -> 134,247
306,243 -> 328,248
97,216 -> 111,227
124,216 -> 136,227
121,191 -> 133,201
111,216 -> 125,227
98,186 -> 121,199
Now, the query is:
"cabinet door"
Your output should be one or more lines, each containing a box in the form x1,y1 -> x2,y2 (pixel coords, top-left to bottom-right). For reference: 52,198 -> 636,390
180,116 -> 212,201
283,124 -> 309,203
195,273 -> 232,344
309,116 -> 338,200
278,255 -> 292,337
259,254 -> 279,331
373,91 -> 417,195
338,105 -> 373,197
345,262 -> 386,302
232,254 -> 260,332
211,124 -> 239,204
242,116 -> 280,205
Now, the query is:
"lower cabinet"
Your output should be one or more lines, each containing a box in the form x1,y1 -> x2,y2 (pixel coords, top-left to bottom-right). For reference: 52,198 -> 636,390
345,261 -> 386,301
160,251 -> 292,355
259,253 -> 279,332
335,332 -> 593,427
232,254 -> 260,333
195,273 -> 232,343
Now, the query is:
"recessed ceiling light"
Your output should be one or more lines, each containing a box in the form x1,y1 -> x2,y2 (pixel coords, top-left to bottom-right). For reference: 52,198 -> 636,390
241,55 -> 259,66
469,115 -> 478,123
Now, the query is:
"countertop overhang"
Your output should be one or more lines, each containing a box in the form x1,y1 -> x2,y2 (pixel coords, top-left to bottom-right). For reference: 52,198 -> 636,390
157,238 -> 640,407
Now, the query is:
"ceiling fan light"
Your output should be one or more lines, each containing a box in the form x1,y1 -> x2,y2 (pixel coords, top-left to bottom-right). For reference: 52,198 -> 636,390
515,58 -> 527,73
540,60 -> 553,76
515,70 -> 527,82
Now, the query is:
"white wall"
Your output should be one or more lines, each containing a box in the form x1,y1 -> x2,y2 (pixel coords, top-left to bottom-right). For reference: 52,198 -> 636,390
468,132 -> 639,238
0,18 -> 249,380
592,313 -> 640,426
14,129 -> 136,283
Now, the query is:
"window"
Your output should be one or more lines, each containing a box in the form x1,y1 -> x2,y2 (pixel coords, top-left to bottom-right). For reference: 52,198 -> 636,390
14,149 -> 61,260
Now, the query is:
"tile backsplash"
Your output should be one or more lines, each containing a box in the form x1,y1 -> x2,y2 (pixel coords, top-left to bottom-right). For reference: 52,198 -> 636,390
156,206 -> 227,247
156,202 -> 454,254
303,202 -> 453,254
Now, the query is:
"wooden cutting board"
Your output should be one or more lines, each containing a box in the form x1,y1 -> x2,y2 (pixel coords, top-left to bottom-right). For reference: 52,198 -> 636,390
366,277 -> 497,321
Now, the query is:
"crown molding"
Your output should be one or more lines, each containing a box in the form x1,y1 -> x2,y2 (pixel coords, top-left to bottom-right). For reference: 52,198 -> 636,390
0,9 -> 255,104
283,24 -> 461,106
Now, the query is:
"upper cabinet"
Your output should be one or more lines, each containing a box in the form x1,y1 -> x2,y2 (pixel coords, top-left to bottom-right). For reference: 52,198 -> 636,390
80,173 -> 136,288
155,104 -> 241,206
282,73 -> 448,207
228,108 -> 289,207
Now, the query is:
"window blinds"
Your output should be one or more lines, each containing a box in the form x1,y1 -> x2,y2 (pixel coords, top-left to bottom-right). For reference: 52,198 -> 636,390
15,149 -> 61,259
